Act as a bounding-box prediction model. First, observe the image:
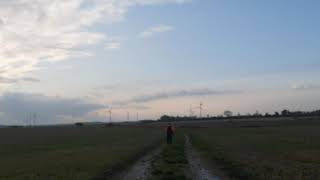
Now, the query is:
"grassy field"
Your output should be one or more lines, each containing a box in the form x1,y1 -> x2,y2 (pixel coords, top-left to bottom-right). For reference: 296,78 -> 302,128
2,118 -> 320,180
0,126 -> 163,180
151,132 -> 189,180
186,119 -> 320,179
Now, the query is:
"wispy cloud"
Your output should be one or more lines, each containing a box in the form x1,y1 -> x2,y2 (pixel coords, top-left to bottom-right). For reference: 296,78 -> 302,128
292,83 -> 320,90
0,0 -> 188,83
139,24 -> 174,38
105,37 -> 122,50
105,42 -> 121,50
0,77 -> 40,84
116,88 -> 242,104
0,92 -> 106,125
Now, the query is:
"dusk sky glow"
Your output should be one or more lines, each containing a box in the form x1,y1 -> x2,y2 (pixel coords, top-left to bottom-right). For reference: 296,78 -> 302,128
0,0 -> 320,124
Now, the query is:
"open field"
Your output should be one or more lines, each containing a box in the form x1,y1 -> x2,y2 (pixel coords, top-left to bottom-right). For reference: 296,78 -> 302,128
1,118 -> 320,180
0,126 -> 162,180
185,118 -> 320,179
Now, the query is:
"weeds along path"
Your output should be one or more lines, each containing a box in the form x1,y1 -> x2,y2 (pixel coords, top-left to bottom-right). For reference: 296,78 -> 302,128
150,133 -> 191,180
111,133 -> 229,180
185,135 -> 230,180
110,133 -> 189,180
111,147 -> 162,180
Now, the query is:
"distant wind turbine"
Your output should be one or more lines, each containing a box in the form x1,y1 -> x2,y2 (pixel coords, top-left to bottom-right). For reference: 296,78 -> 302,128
200,102 -> 203,118
188,105 -> 194,117
107,108 -> 112,123
126,111 -> 130,121
193,102 -> 206,118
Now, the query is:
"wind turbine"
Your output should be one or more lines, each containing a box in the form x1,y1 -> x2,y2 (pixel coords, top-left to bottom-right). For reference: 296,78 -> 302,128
188,105 -> 194,117
126,111 -> 130,121
107,108 -> 112,123
193,102 -> 205,118
33,113 -> 37,127
200,102 -> 203,118
119,106 -> 130,121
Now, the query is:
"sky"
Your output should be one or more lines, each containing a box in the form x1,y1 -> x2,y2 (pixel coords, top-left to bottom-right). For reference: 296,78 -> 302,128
0,0 -> 320,125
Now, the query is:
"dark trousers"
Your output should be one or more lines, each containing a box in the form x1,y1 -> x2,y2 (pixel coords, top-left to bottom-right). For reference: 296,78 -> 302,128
166,134 -> 173,144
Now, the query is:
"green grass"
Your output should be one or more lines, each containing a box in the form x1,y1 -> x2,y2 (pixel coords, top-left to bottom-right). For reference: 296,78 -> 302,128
0,126 -> 162,180
186,121 -> 320,179
151,132 -> 189,180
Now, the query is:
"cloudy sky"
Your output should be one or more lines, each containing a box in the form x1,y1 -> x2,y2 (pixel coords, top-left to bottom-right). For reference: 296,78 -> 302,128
0,0 -> 320,125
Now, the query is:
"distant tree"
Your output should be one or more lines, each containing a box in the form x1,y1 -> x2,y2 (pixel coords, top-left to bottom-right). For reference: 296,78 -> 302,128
265,113 -> 271,117
274,112 -> 280,117
281,109 -> 290,116
160,115 -> 174,122
313,110 -> 320,116
224,110 -> 233,117
290,111 -> 304,117
254,110 -> 261,117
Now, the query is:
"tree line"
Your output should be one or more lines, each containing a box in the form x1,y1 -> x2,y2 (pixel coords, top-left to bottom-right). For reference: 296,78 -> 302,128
158,109 -> 320,122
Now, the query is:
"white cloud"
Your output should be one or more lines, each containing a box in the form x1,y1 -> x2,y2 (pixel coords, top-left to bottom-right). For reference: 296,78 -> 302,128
292,83 -> 320,90
106,42 -> 121,50
139,24 -> 174,38
105,37 -> 122,50
0,92 -> 106,125
0,0 -> 188,84
113,88 -> 242,105
0,76 -> 40,84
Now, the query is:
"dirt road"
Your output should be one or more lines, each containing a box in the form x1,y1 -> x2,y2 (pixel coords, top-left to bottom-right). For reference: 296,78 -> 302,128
111,147 -> 161,180
185,135 -> 229,180
110,136 -> 229,180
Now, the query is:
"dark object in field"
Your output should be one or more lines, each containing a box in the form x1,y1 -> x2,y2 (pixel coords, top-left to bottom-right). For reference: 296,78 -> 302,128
166,125 -> 175,144
75,122 -> 84,127
105,123 -> 113,127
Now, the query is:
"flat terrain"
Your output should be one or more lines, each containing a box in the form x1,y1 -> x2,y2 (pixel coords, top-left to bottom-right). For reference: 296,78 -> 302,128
1,117 -> 320,180
186,118 -> 320,179
0,126 -> 162,180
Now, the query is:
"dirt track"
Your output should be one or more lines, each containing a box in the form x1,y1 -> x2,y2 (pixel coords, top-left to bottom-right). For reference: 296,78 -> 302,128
185,135 -> 229,180
111,135 -> 229,180
111,147 -> 161,180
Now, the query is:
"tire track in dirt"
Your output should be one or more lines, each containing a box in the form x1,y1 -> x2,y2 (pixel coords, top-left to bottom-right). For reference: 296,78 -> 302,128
110,135 -> 229,180
111,147 -> 161,180
185,135 -> 230,180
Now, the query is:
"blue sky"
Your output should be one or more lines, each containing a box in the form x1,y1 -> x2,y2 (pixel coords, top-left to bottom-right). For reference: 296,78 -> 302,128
0,0 -> 319,124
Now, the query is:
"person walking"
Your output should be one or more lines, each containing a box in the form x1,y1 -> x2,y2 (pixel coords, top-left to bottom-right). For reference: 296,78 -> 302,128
166,124 -> 175,144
